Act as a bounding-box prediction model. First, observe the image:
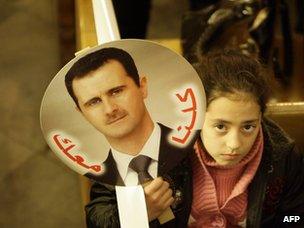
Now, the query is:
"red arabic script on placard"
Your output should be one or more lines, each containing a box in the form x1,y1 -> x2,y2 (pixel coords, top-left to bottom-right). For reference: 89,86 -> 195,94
172,88 -> 197,144
52,134 -> 101,173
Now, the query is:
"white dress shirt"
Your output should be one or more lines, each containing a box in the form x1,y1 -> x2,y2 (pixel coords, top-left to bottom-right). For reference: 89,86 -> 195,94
111,123 -> 161,186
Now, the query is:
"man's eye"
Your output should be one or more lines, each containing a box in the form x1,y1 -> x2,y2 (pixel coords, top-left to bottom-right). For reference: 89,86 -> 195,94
215,124 -> 227,132
111,88 -> 123,96
242,125 -> 256,133
88,99 -> 101,106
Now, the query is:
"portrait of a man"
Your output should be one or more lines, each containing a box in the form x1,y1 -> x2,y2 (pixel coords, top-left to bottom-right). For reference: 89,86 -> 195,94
64,47 -> 196,186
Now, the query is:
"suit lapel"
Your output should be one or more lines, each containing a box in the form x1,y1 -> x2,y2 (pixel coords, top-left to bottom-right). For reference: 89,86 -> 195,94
157,123 -> 196,176
85,150 -> 125,186
103,150 -> 125,186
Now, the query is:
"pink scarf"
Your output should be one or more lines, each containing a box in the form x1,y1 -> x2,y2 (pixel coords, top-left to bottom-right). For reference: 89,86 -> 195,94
190,129 -> 264,228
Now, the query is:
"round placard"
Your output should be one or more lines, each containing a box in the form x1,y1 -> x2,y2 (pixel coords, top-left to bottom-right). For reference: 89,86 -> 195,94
40,39 -> 206,186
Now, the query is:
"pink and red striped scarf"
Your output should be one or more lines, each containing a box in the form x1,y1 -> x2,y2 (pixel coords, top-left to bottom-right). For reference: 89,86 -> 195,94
189,129 -> 264,228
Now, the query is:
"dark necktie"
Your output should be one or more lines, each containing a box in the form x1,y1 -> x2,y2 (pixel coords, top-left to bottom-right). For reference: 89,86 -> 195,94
129,155 -> 153,184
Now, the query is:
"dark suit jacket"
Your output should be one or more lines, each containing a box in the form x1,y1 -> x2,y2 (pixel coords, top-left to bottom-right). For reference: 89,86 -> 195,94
85,123 -> 195,186
85,123 -> 198,228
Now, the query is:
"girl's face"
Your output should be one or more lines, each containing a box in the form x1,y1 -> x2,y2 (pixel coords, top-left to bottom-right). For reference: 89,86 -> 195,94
201,93 -> 261,166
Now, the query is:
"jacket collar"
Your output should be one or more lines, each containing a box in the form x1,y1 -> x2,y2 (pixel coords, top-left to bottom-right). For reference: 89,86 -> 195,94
157,123 -> 194,176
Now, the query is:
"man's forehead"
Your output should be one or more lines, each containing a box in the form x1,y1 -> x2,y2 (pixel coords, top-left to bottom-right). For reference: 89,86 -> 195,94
72,69 -> 135,104
74,60 -> 128,84
73,75 -> 126,97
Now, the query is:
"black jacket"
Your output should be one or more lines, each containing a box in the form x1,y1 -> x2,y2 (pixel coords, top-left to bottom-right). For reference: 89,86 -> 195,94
246,117 -> 304,227
85,124 -> 196,227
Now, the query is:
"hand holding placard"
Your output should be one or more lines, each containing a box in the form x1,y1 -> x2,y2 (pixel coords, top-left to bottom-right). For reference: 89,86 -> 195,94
144,177 -> 175,223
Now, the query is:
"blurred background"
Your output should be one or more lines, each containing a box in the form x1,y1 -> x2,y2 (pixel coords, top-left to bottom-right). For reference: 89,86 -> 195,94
0,0 -> 303,227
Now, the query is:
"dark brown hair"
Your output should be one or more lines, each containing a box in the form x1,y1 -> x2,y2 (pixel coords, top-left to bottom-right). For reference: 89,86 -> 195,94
197,50 -> 270,113
65,47 -> 140,108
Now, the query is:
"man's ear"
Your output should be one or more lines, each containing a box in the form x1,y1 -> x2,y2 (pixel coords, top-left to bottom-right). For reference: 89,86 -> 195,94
139,76 -> 148,98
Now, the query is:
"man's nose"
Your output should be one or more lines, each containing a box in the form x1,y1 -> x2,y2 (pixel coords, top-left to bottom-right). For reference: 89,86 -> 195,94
103,98 -> 118,115
226,130 -> 241,152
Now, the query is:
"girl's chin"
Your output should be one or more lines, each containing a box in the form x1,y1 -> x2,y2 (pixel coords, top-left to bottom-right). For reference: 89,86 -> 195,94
217,159 -> 240,167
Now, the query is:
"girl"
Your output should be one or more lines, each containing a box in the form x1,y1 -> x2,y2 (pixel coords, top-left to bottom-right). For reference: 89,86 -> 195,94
189,50 -> 304,227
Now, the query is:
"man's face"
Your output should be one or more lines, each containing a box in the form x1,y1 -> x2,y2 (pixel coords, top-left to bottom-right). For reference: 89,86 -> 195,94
201,94 -> 261,166
72,60 -> 148,140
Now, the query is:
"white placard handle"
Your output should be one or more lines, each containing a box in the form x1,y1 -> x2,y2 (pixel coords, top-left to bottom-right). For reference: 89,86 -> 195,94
91,0 -> 121,44
116,186 -> 150,228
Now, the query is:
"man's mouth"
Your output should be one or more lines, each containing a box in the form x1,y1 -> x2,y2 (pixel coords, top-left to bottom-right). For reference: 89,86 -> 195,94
107,114 -> 127,125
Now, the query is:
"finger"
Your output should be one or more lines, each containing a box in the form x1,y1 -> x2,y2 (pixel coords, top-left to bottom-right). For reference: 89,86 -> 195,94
149,186 -> 172,208
153,182 -> 171,201
159,188 -> 173,204
162,196 -> 175,210
144,177 -> 163,194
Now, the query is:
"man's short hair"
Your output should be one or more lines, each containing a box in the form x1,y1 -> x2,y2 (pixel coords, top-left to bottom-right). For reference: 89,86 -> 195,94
65,47 -> 140,108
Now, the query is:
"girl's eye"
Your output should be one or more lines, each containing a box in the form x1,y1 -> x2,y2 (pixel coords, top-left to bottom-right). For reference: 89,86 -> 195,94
215,124 -> 227,132
242,125 -> 256,133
